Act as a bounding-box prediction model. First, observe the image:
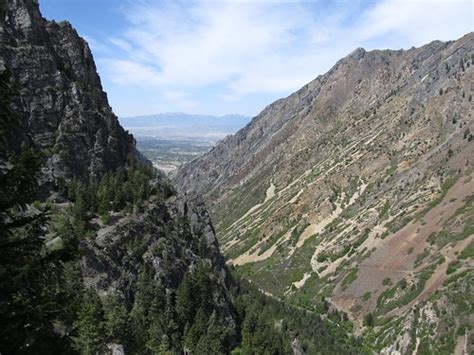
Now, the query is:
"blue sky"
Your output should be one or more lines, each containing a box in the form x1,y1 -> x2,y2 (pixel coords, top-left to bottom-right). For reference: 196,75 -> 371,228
40,0 -> 473,118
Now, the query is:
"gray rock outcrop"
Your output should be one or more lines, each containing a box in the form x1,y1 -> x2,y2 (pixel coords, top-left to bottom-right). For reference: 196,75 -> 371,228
0,0 -> 140,182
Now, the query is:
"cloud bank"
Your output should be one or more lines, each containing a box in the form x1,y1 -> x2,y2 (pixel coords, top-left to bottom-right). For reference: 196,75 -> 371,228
93,0 -> 473,116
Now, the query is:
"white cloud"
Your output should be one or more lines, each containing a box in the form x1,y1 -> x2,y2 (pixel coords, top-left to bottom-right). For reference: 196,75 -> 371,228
106,59 -> 160,86
98,0 -> 473,115
357,0 -> 473,47
108,37 -> 134,52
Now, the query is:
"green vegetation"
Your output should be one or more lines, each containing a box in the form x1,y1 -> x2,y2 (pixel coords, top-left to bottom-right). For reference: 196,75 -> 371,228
364,313 -> 374,327
233,278 -> 369,354
341,267 -> 359,290
66,162 -> 170,223
458,240 -> 474,260
414,248 -> 430,267
451,194 -> 474,219
376,265 -> 436,315
428,224 -> 474,248
362,291 -> 372,301
289,223 -> 309,247
379,201 -> 391,220
384,164 -> 398,177
216,179 -> 266,234
377,285 -> 398,307
446,260 -> 461,274
318,230 -> 369,263
417,175 -> 459,218
124,262 -> 237,354
386,215 -> 413,234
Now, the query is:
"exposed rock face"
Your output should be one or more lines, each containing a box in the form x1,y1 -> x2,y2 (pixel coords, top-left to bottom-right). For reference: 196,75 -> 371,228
176,33 -> 474,351
82,189 -> 237,334
1,0 -> 239,350
83,191 -> 233,312
176,34 -> 473,212
0,0 -> 139,181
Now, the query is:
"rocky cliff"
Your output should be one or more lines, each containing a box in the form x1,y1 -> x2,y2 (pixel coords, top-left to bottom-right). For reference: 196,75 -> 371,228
0,1 -> 239,353
0,0 -> 139,183
82,191 -> 235,324
176,33 -> 474,353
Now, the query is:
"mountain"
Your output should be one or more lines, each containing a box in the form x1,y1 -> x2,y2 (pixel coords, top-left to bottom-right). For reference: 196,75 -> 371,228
0,1 -> 368,354
120,113 -> 251,141
0,0 -> 238,352
0,0 -> 142,184
176,33 -> 474,353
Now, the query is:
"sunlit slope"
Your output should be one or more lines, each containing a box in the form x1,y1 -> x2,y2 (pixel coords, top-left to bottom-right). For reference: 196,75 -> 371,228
176,33 -> 474,353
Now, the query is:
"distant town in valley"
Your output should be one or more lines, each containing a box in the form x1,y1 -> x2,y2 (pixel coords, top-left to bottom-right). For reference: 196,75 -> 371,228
120,113 -> 250,176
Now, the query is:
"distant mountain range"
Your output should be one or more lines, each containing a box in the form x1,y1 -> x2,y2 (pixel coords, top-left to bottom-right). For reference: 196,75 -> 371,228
120,113 -> 251,141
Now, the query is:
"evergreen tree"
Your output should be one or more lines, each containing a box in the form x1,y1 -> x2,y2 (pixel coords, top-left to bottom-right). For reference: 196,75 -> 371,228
185,307 -> 207,351
0,70 -> 74,353
175,273 -> 195,328
364,312 -> 374,327
104,296 -> 129,343
73,289 -> 106,354
157,334 -> 173,355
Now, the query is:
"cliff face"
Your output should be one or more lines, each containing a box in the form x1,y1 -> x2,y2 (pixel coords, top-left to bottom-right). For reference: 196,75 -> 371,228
82,191 -> 235,322
0,1 -> 239,353
176,33 -> 474,352
0,0 -> 139,182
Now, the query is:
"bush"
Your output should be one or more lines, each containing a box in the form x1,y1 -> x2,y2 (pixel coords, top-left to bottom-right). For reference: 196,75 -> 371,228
364,313 -> 374,327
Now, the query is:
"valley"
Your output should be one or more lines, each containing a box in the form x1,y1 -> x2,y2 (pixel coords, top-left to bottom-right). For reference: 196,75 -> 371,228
1,0 -> 472,353
121,113 -> 251,176
134,136 -> 214,176
176,33 -> 474,354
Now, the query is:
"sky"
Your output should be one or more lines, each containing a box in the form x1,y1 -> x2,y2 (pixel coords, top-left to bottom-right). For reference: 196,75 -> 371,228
39,0 -> 473,118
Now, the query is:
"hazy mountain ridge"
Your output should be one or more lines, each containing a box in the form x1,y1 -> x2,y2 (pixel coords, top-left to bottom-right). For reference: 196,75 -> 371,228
176,33 -> 474,353
121,113 -> 251,178
120,113 -> 251,140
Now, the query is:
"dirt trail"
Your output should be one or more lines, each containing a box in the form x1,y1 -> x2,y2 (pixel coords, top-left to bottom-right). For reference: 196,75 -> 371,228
331,175 -> 474,315
388,235 -> 474,317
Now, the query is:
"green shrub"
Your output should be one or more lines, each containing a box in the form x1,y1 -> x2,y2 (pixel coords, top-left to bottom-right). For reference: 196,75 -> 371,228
341,268 -> 359,290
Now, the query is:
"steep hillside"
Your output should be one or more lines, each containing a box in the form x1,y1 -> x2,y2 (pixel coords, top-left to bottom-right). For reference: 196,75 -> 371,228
0,1 -> 237,352
0,1 -> 370,354
0,0 -> 140,184
176,33 -> 474,353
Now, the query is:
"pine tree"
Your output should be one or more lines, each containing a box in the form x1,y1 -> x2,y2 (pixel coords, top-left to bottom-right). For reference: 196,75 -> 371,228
146,319 -> 164,354
0,70 -> 72,353
185,307 -> 207,352
104,296 -> 129,343
157,334 -> 173,355
73,289 -> 106,355
364,312 -> 374,327
176,274 -> 195,328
